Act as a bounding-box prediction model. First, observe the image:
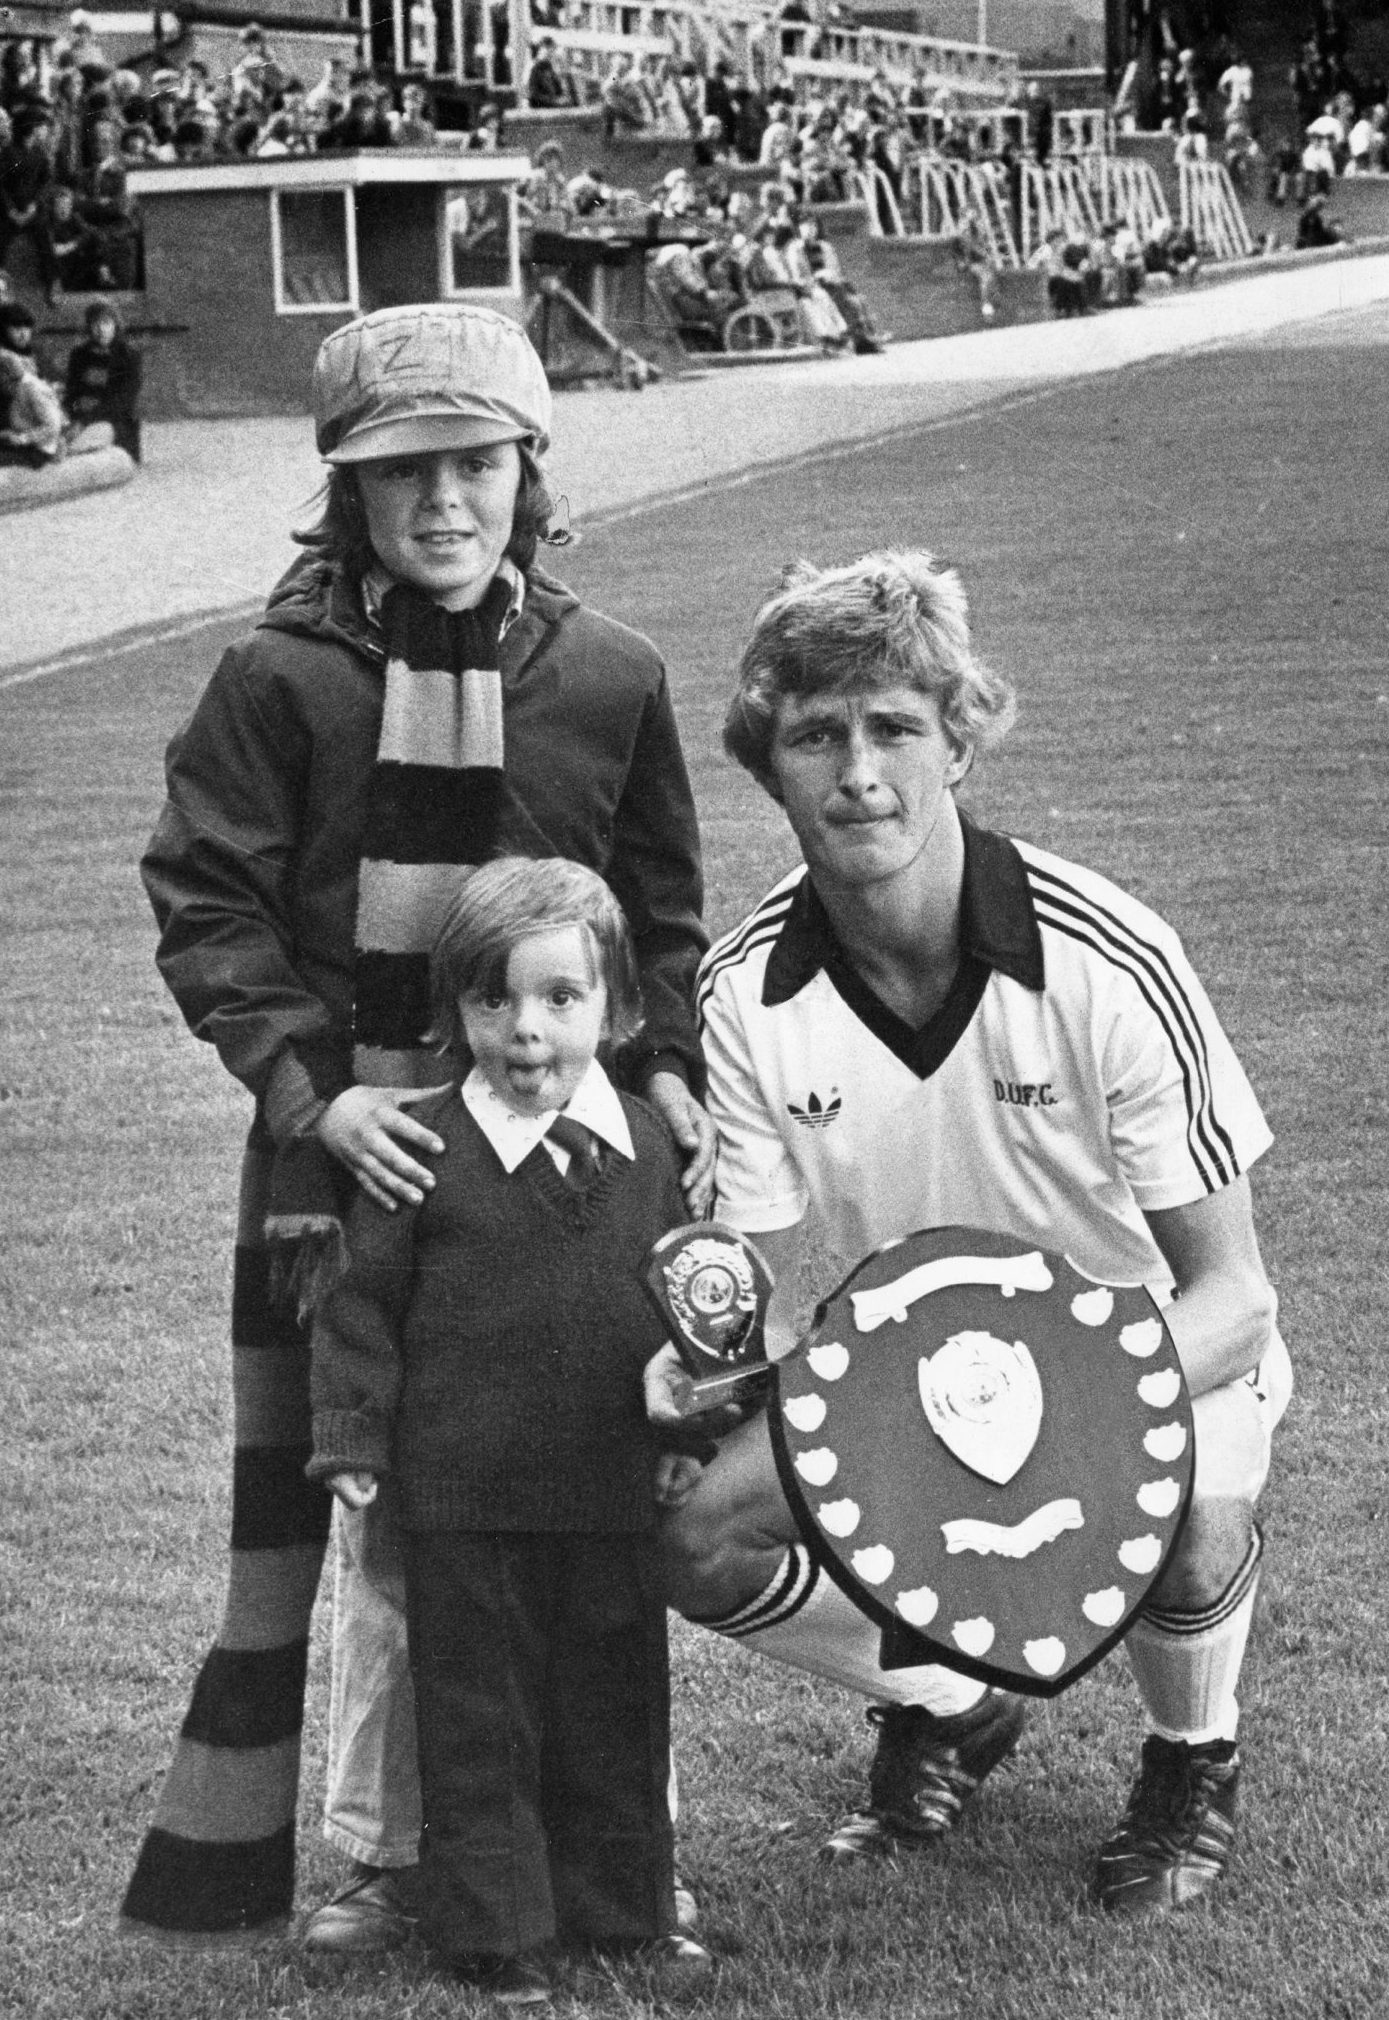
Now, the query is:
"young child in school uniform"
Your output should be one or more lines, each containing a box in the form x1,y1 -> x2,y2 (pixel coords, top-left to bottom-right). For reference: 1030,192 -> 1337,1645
307,856 -> 713,2007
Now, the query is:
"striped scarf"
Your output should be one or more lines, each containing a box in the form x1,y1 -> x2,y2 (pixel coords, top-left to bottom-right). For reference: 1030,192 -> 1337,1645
120,565 -> 519,1941
265,564 -> 519,1319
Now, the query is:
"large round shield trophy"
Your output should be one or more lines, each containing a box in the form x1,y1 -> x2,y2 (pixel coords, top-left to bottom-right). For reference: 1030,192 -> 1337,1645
768,1226 -> 1194,1697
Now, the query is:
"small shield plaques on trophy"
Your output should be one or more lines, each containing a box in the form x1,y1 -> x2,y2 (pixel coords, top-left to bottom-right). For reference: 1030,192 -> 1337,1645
769,1225 -> 1194,1697
644,1222 -> 775,1413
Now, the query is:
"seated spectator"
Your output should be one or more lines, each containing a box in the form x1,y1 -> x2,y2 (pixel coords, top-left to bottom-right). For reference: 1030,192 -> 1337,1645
758,102 -> 793,168
1268,135 -> 1301,205
527,38 -> 575,110
0,299 -> 58,381
254,113 -> 295,158
566,163 -> 616,217
522,139 -> 573,221
466,101 -> 505,152
304,56 -> 351,128
1142,219 -> 1199,281
1031,227 -> 1088,315
0,344 -> 64,467
1296,190 -> 1346,245
793,214 -> 882,351
38,180 -> 96,292
1173,111 -> 1209,163
321,81 -> 393,150
693,114 -> 729,169
650,166 -> 699,221
64,300 -> 141,458
1224,116 -> 1262,192
1301,125 -> 1336,193
394,82 -> 437,148
650,238 -> 741,343
750,219 -> 848,350
172,116 -> 215,162
1109,217 -> 1147,302
120,121 -> 160,164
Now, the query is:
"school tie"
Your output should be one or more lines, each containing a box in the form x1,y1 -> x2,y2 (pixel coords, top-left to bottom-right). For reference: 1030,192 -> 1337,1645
545,1114 -> 604,1192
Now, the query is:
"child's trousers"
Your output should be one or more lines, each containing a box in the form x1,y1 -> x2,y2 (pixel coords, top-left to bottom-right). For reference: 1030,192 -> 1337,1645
402,1528 -> 676,1962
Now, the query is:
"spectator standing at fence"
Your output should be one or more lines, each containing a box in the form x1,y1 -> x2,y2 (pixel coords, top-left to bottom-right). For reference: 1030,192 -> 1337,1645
64,300 -> 140,459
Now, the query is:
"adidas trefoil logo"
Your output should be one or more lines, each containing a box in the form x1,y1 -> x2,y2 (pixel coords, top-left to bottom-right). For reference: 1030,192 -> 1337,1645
788,1089 -> 842,1129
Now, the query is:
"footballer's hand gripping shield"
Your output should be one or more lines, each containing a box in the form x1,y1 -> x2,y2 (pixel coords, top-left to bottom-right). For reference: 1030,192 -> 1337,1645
770,1225 -> 1194,1697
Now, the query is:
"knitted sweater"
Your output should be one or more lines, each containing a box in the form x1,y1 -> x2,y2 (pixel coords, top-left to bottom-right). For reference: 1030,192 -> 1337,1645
308,1087 -> 683,1532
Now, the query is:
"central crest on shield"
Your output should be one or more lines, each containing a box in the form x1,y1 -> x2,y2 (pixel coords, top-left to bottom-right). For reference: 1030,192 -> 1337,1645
918,1330 -> 1044,1485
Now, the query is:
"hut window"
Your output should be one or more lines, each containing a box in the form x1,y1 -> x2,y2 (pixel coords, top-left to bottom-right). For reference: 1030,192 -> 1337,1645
271,188 -> 358,313
442,185 -> 513,294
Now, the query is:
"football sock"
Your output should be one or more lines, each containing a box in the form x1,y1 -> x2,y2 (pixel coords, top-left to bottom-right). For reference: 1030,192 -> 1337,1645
1124,1524 -> 1263,1745
693,1545 -> 987,1716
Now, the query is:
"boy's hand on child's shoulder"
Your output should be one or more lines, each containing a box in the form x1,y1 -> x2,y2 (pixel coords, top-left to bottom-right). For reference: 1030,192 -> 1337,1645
315,1083 -> 450,1210
328,1469 -> 379,1511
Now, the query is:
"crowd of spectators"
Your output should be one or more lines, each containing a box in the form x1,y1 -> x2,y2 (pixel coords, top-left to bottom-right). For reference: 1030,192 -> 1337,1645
1132,2 -> 1387,223
0,10 -> 529,304
523,141 -> 884,353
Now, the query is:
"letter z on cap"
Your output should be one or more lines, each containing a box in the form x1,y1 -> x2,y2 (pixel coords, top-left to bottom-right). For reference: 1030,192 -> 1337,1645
313,302 -> 552,463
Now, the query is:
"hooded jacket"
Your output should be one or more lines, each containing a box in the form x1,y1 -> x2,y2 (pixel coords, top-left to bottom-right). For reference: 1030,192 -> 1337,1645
141,552 -> 706,1137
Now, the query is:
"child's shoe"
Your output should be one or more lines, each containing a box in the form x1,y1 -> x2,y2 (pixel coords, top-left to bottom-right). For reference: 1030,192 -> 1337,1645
599,1932 -> 717,1997
450,1951 -> 554,2008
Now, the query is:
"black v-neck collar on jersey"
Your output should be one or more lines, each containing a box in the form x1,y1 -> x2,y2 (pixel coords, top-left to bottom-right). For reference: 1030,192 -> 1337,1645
761,815 -> 1046,1079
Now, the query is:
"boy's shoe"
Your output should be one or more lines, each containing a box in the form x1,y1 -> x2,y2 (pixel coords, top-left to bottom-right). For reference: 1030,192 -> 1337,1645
299,1862 -> 416,1952
1094,1735 -> 1240,1915
451,1952 -> 554,2008
820,1692 -> 1027,1862
600,1933 -> 716,1996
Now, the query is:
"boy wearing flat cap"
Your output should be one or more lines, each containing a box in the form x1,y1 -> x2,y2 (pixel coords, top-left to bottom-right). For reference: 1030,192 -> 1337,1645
126,305 -> 712,1968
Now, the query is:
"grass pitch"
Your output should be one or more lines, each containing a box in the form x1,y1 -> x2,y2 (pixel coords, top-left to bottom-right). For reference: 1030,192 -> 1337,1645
3,322 -> 1387,2019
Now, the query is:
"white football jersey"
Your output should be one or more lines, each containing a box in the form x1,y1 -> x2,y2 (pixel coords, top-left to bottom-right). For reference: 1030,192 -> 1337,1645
698,822 -> 1272,1297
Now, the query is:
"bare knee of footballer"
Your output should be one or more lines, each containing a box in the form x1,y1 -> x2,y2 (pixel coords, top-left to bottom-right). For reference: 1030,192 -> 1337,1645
657,1411 -> 800,1619
1147,1494 -> 1258,1610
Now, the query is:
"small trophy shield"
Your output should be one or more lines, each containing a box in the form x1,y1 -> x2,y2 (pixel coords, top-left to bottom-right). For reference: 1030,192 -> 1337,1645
644,1222 -> 775,1415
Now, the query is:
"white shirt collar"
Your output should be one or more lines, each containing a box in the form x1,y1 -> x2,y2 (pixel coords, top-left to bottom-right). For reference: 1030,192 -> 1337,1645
362,555 -> 526,634
461,1058 -> 634,1174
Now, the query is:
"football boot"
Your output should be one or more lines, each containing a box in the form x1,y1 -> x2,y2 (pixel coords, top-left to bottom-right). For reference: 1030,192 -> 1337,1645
820,1691 -> 1027,1862
1094,1735 -> 1240,1914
